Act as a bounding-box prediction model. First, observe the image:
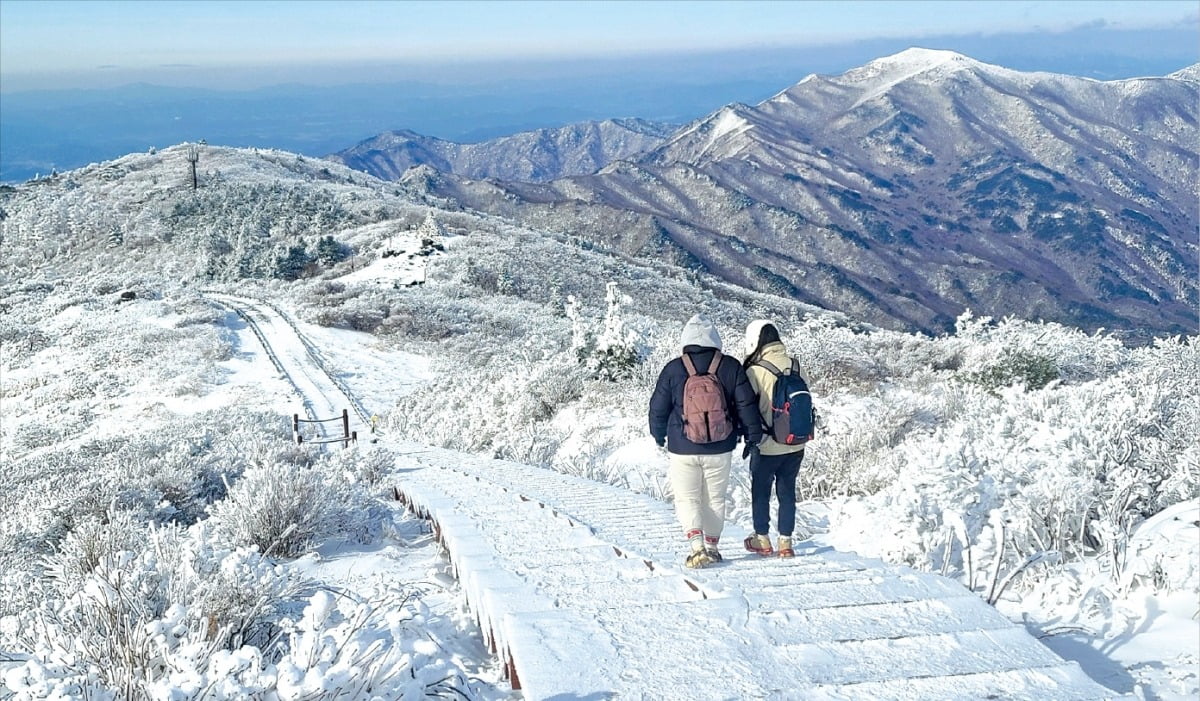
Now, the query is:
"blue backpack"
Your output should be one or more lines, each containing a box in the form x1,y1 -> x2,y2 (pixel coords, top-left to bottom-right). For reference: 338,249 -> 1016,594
756,358 -> 815,446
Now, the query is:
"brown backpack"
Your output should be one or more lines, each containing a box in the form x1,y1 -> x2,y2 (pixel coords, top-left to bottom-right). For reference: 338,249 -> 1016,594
680,351 -> 733,443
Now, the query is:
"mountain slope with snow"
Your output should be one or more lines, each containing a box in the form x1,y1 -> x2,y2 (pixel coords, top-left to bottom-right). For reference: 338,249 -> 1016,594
402,48 -> 1199,336
1,137 -> 1196,700
328,118 -> 675,182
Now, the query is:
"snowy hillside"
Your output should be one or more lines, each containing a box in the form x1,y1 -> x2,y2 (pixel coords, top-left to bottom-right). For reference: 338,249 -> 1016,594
0,143 -> 1197,698
395,48 -> 1199,337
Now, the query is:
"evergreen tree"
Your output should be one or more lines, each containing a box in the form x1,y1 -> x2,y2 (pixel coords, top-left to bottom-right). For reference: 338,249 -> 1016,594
274,243 -> 313,281
316,235 -> 348,266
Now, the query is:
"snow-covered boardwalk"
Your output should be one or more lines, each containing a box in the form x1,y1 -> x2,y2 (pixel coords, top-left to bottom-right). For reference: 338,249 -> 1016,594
394,449 -> 1114,700
209,293 -> 1116,700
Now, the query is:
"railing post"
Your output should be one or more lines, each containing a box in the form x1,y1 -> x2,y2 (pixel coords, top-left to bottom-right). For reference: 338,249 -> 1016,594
293,414 -> 300,445
342,409 -> 350,448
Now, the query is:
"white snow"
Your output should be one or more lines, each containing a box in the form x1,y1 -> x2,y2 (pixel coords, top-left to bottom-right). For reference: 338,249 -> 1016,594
0,152 -> 1195,698
200,294 -> 1194,700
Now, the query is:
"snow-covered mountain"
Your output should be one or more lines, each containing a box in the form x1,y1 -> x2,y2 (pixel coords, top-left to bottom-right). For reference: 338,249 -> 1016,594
327,118 -> 675,183
397,48 -> 1199,336
2,140 -> 1197,700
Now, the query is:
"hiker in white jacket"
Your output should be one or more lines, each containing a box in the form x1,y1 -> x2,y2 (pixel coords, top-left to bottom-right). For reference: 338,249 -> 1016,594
648,314 -> 762,568
742,320 -> 808,558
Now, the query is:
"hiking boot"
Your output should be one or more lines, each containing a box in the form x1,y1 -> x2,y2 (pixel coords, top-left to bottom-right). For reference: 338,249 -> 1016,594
685,549 -> 715,569
704,536 -> 722,563
744,533 -> 773,556
778,536 -> 795,558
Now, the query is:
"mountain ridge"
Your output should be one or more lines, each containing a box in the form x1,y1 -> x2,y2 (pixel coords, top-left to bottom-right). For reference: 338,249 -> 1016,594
389,48 -> 1198,336
328,118 -> 676,183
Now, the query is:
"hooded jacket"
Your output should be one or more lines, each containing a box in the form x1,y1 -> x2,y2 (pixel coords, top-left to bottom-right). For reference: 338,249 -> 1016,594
745,339 -> 808,456
648,315 -> 763,455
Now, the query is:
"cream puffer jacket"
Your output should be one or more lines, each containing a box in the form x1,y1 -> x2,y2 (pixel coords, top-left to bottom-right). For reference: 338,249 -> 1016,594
745,340 -> 808,456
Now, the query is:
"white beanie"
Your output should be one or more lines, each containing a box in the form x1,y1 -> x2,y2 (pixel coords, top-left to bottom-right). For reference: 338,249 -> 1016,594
680,314 -> 722,349
744,319 -> 774,356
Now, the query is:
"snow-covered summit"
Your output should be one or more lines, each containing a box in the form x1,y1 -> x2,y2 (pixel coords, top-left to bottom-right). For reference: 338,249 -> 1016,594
852,47 -> 981,78
1168,63 -> 1200,82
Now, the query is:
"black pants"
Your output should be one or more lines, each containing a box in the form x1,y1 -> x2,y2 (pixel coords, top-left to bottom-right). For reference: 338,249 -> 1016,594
750,449 -> 804,537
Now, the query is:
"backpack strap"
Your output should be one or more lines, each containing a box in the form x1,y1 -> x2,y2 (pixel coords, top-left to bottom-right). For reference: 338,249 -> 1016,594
707,350 -> 723,374
682,350 -> 722,376
755,358 -> 799,377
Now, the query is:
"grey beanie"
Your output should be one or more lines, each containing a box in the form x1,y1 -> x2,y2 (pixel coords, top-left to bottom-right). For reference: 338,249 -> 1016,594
680,314 -> 722,349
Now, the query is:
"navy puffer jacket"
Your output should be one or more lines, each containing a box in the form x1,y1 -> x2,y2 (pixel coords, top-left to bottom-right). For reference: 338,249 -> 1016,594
648,345 -> 763,455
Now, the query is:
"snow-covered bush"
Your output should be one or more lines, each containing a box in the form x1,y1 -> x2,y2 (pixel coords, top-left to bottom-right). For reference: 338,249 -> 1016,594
800,387 -> 949,498
785,314 -> 890,389
207,444 -> 384,558
4,535 -> 484,700
961,347 -> 1059,392
945,310 -> 1128,385
3,522 -> 304,697
388,347 -> 582,456
824,335 -> 1199,599
566,282 -> 649,382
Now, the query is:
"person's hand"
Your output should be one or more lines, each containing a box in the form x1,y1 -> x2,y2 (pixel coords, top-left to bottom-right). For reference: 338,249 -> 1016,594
742,442 -> 759,460
655,437 -> 666,452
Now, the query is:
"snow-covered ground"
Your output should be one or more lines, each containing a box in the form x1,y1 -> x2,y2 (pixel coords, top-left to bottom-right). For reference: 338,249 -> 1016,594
224,292 -> 1195,700
0,144 -> 1194,699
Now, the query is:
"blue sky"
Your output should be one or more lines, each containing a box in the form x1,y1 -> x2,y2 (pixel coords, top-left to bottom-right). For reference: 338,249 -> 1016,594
1,0 -> 1196,90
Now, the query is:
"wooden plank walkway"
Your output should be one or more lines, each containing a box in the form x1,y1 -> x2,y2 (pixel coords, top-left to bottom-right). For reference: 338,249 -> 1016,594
392,444 -> 1119,700
207,293 -> 1117,700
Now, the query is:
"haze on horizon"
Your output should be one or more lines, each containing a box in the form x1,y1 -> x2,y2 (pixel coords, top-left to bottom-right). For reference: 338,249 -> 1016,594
1,0 -> 1197,92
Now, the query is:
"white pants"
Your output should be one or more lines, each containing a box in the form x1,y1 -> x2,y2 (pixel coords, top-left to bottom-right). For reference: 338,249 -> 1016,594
667,452 -> 733,546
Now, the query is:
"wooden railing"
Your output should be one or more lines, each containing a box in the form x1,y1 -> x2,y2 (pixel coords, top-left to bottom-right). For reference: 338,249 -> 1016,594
292,409 -> 356,448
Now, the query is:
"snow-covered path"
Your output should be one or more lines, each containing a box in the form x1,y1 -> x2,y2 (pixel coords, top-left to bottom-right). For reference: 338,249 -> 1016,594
207,293 -> 367,443
208,294 -> 1119,700
396,448 -> 1116,700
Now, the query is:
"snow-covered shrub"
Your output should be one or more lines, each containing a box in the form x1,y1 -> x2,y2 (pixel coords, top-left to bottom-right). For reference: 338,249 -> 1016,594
961,347 -> 1059,392
207,445 -> 383,558
4,522 -> 305,698
801,387 -> 948,498
1115,499 -> 1200,593
266,588 -> 478,699
945,310 -> 1128,385
5,579 -> 479,700
785,314 -> 888,389
0,408 -> 286,597
566,283 -> 649,382
43,507 -> 144,590
824,335 -> 1200,599
388,346 -> 583,457
344,445 -> 399,489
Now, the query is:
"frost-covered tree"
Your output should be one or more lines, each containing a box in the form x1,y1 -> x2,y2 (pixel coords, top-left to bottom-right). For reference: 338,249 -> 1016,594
315,235 -> 349,266
567,282 -> 646,381
273,243 -> 313,281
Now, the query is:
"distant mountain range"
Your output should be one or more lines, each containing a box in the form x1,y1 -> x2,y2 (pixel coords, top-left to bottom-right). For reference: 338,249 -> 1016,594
363,49 -> 1198,336
329,119 -> 676,183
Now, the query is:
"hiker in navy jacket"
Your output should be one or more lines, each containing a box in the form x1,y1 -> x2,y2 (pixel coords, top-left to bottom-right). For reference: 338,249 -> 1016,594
649,313 -> 763,568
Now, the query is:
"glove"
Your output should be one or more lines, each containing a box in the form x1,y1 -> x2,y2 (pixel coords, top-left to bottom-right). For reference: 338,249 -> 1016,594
655,437 -> 666,451
742,442 -> 759,460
